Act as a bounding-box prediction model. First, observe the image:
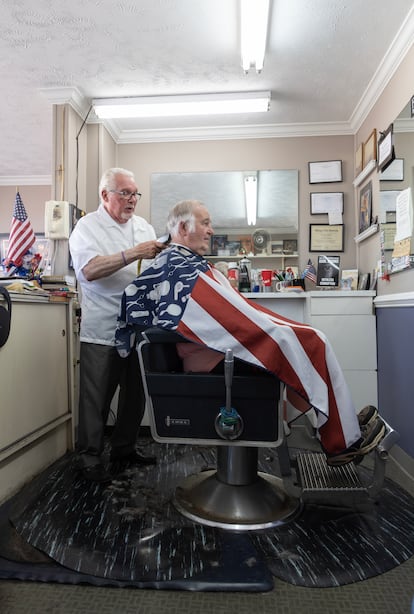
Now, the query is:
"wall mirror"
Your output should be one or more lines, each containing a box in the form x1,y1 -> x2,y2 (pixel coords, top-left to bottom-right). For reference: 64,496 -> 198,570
151,170 -> 298,256
379,100 -> 414,274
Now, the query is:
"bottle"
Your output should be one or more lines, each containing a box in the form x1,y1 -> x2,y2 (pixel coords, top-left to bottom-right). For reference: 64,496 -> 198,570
238,257 -> 251,292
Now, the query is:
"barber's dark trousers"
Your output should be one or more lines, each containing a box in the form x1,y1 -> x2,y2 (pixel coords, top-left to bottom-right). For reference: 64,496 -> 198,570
77,342 -> 145,468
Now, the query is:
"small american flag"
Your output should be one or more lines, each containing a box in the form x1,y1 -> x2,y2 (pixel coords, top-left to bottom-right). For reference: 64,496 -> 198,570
5,192 -> 36,267
304,259 -> 317,283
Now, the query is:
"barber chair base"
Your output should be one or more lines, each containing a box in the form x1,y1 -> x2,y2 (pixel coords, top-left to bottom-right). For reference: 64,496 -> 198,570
174,470 -> 301,531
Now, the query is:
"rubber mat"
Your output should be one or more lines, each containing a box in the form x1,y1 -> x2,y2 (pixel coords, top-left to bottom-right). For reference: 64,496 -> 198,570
0,445 -> 273,592
1,442 -> 414,590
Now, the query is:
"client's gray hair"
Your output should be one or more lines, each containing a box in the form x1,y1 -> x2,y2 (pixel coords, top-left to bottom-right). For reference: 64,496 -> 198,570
98,168 -> 135,200
167,200 -> 203,236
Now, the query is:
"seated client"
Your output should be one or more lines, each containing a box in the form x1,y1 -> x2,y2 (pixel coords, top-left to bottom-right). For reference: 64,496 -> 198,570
116,199 -> 385,466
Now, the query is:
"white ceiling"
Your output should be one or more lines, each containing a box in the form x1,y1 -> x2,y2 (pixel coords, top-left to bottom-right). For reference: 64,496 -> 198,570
1,0 -> 414,184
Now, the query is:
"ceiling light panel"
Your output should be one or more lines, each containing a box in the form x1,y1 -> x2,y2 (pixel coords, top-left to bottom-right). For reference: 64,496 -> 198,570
92,91 -> 271,119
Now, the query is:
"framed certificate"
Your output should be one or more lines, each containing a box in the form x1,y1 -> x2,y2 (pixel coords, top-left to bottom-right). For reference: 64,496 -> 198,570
363,129 -> 377,167
308,160 -> 342,184
355,144 -> 363,176
380,158 -> 403,181
310,192 -> 344,214
377,124 -> 394,172
309,224 -> 344,252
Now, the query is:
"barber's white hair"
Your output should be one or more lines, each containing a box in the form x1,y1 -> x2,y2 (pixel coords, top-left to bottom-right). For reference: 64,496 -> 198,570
99,168 -> 135,201
167,200 -> 203,236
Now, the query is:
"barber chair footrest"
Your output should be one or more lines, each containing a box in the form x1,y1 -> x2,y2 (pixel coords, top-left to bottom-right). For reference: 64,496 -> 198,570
296,452 -> 370,508
173,470 -> 301,531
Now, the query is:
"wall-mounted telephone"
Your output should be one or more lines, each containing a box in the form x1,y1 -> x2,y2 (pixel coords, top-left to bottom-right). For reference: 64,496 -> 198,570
45,201 -> 71,239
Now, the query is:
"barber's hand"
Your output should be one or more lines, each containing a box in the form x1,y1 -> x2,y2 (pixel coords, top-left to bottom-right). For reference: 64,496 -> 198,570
136,240 -> 166,259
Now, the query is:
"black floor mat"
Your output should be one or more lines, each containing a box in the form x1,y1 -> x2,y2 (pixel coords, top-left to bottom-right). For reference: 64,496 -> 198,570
1,442 -> 414,590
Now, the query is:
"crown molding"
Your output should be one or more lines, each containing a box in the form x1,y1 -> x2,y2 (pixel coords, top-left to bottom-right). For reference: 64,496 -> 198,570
87,118 -> 354,144
0,175 -> 52,186
39,86 -> 91,120
31,10 -> 414,148
38,4 -> 414,148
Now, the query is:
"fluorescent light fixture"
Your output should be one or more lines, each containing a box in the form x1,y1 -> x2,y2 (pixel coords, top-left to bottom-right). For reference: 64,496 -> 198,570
244,175 -> 257,226
241,0 -> 270,73
92,91 -> 270,119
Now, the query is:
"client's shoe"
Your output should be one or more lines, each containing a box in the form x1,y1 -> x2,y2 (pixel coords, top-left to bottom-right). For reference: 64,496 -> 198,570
110,450 -> 156,466
357,405 -> 378,428
327,416 -> 386,467
81,464 -> 112,484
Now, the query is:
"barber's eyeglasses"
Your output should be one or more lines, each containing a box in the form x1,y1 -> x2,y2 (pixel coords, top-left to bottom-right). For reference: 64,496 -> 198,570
109,189 -> 142,200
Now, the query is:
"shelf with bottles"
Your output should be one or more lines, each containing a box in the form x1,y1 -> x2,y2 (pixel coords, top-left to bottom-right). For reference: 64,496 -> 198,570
209,229 -> 298,262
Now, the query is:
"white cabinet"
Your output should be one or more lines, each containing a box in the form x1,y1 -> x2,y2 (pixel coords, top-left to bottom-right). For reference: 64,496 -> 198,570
307,291 -> 377,411
245,290 -> 378,411
246,292 -> 307,322
0,296 -> 77,504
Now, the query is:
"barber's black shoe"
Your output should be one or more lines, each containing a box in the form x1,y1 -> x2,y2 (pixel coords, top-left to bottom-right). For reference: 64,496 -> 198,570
81,464 -> 112,484
110,450 -> 156,466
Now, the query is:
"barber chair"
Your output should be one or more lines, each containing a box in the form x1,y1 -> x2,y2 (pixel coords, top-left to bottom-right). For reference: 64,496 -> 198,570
137,327 -> 399,531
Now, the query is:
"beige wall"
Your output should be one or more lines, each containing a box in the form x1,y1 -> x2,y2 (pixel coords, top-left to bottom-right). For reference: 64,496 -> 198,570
0,185 -> 52,234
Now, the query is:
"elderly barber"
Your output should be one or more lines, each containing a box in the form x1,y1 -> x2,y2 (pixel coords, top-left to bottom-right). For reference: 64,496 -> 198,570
69,167 -> 166,483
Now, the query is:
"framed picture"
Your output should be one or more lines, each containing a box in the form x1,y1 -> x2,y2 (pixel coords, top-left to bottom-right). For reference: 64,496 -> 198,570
0,234 -> 9,264
210,234 -> 227,255
282,239 -> 297,253
411,95 -> 414,118
355,143 -> 363,176
358,272 -> 370,290
382,223 -> 396,250
309,224 -> 344,252
380,158 -> 403,181
379,190 -> 400,223
270,241 -> 283,254
225,240 -> 241,256
0,233 -> 48,263
341,268 -> 358,290
310,192 -> 344,214
363,129 -> 377,167
308,160 -> 342,184
316,255 -> 340,287
239,235 -> 253,255
377,123 -> 395,172
359,181 -> 373,234
369,269 -> 378,291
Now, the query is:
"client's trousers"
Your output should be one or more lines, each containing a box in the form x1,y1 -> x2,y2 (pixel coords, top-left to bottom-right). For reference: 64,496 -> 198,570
77,342 -> 145,467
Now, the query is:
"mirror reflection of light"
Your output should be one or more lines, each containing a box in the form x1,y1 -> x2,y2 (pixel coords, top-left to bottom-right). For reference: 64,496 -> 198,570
244,175 -> 258,225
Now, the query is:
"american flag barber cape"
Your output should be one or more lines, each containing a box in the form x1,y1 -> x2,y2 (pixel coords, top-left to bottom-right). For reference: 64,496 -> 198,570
116,244 -> 360,456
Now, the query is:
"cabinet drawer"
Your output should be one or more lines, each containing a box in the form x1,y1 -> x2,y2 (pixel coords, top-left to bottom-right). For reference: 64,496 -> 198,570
310,296 -> 373,316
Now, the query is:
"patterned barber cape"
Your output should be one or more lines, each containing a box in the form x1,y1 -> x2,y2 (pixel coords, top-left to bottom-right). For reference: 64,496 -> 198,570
116,244 -> 359,455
